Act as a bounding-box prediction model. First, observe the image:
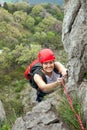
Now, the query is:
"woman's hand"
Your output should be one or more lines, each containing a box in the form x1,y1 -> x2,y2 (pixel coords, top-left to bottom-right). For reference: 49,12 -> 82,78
61,70 -> 68,78
54,62 -> 68,78
57,77 -> 64,85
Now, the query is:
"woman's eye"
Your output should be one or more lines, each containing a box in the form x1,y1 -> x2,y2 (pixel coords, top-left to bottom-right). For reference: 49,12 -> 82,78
49,61 -> 54,64
44,61 -> 54,65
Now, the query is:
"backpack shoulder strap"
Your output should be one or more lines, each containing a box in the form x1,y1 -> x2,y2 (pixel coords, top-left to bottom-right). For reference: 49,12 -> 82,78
32,69 -> 47,102
37,70 -> 47,83
32,68 -> 47,85
32,69 -> 47,89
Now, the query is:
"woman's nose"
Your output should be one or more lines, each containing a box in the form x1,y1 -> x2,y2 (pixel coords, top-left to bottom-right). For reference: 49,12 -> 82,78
47,63 -> 51,67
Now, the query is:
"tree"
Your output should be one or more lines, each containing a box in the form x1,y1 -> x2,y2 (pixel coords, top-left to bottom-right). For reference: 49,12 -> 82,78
15,2 -> 30,12
24,15 -> 35,30
31,5 -> 44,16
0,44 -> 41,84
3,2 -> 30,14
0,44 -> 41,69
3,2 -> 17,14
13,11 -> 27,24
0,8 -> 13,22
33,31 -> 47,45
35,16 -> 57,32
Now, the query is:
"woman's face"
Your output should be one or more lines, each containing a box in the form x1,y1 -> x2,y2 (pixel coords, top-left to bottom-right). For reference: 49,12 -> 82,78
42,60 -> 55,73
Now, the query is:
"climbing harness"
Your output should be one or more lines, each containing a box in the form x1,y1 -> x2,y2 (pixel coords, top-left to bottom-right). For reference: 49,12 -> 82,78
61,81 -> 85,130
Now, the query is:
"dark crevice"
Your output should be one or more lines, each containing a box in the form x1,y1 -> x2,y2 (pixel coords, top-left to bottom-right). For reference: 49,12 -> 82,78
68,2 -> 81,33
46,119 -> 60,125
80,43 -> 87,60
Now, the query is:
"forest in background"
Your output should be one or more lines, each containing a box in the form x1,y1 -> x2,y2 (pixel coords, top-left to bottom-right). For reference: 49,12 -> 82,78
0,2 -> 65,85
0,2 -> 68,129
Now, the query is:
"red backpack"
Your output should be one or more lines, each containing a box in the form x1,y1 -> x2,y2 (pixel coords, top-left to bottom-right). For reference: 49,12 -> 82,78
24,59 -> 39,80
24,59 -> 47,87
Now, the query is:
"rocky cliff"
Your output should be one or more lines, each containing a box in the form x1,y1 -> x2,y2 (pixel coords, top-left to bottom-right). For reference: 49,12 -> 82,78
63,0 -> 87,123
11,98 -> 70,130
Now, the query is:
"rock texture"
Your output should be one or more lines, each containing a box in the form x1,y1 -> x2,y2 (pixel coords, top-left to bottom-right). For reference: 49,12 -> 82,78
78,80 -> 87,124
0,100 -> 6,126
63,0 -> 87,89
63,0 -> 87,122
11,99 -> 69,130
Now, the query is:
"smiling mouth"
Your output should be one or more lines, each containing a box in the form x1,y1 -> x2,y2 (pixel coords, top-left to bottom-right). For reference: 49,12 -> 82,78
47,68 -> 53,71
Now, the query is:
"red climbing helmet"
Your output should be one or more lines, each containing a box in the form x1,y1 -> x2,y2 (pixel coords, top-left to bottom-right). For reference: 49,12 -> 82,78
38,48 -> 55,63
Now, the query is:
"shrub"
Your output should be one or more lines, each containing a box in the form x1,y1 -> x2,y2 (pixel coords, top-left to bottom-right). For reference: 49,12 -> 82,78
56,91 -> 86,130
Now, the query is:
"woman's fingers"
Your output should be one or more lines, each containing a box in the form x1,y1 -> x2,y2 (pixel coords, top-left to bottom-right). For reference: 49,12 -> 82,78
57,78 -> 64,84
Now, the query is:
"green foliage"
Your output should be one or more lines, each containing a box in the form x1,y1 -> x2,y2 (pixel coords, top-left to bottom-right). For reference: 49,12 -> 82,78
33,15 -> 63,48
0,94 -> 23,128
33,31 -> 47,46
14,80 -> 26,92
0,8 -> 13,22
3,2 -> 30,13
13,11 -> 27,24
33,31 -> 63,49
56,12 -> 64,21
0,3 -> 63,49
15,2 -> 30,12
0,44 -> 41,85
3,99 -> 23,124
84,72 -> 87,79
57,92 -> 86,130
43,3 -> 64,21
0,21 -> 22,49
32,4 -> 44,16
13,44 -> 41,66
56,49 -> 68,65
1,44 -> 40,66
1,121 -> 10,130
35,16 -> 57,32
24,15 -> 35,30
46,32 -> 63,49
3,2 -> 17,14
35,17 -> 62,36
34,16 -> 42,25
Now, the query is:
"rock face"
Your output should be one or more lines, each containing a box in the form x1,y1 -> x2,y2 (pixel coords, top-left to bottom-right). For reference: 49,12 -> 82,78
63,0 -> 87,89
0,100 -> 6,126
63,0 -> 87,122
11,99 -> 69,130
78,81 -> 87,124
